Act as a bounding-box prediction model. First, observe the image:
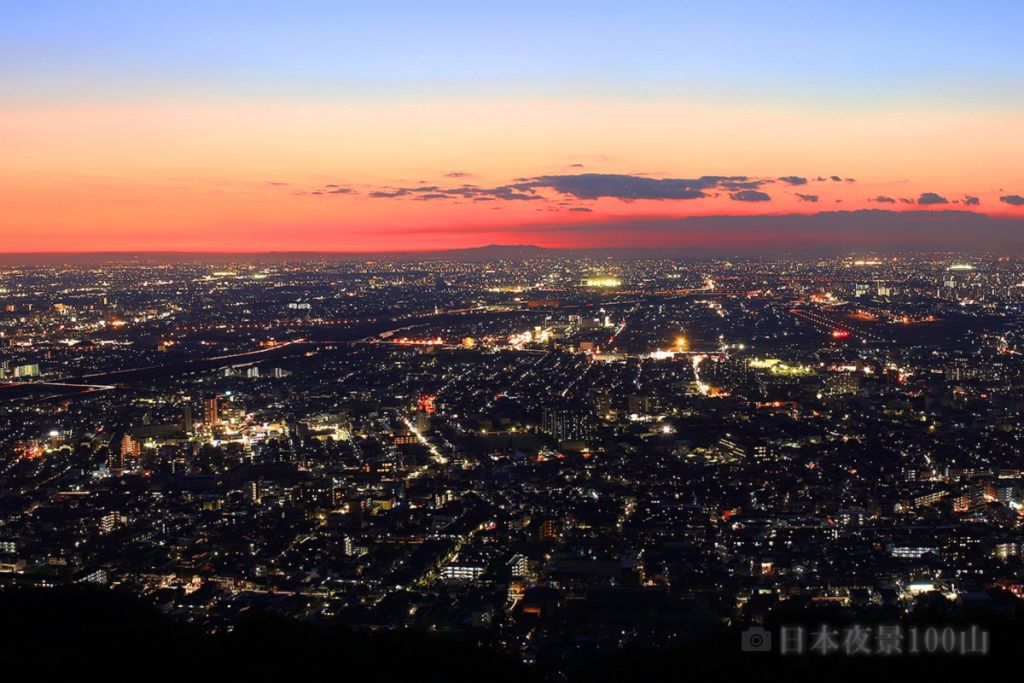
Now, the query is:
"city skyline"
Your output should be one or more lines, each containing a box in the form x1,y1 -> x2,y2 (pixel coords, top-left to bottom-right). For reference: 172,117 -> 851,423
3,1 -> 1024,252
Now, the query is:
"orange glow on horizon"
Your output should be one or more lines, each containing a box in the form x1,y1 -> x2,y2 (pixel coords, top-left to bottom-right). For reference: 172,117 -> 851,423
1,99 -> 1023,251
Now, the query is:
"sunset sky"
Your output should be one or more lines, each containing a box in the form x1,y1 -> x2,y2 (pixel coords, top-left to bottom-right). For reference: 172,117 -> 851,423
3,1 -> 1024,253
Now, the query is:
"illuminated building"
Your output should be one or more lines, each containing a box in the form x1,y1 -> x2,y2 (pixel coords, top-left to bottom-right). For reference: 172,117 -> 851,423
541,403 -> 595,443
120,434 -> 141,458
204,396 -> 220,426
13,363 -> 39,378
508,554 -> 529,578
719,434 -> 771,460
584,276 -> 622,288
441,563 -> 486,581
99,512 -> 123,535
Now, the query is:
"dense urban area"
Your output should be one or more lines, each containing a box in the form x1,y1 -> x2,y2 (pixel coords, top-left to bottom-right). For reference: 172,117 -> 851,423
2,251 -> 1023,672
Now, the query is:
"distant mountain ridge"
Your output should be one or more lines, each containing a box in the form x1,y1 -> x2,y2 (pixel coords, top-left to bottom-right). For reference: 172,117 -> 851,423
0,244 -> 567,265
2,210 -> 1024,264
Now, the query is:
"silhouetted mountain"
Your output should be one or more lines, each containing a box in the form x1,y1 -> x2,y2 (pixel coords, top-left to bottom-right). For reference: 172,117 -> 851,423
413,244 -> 558,261
0,246 -> 563,265
3,210 -> 1024,264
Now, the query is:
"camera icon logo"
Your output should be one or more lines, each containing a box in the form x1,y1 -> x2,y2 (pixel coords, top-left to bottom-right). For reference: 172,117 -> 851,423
740,626 -> 772,652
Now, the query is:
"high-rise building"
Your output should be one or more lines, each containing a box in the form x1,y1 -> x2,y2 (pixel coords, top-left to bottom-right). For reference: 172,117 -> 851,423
247,480 -> 261,504
120,434 -> 141,458
182,403 -> 193,434
204,396 -> 220,426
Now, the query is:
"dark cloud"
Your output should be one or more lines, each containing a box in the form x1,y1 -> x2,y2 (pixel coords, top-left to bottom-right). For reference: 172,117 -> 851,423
352,172 -> 853,205
730,190 -> 771,202
569,207 -> 593,212
455,185 -> 542,201
795,193 -> 819,202
918,192 -> 949,205
521,174 -> 707,200
305,183 -> 356,195
872,196 -> 897,204
569,163 -> 585,168
369,189 -> 411,198
530,173 -> 775,199
484,187 -> 543,201
444,171 -> 473,178
705,176 -> 764,190
1000,194 -> 1024,206
365,180 -> 541,201
963,195 -> 980,206
831,175 -> 842,182
899,198 -> 915,205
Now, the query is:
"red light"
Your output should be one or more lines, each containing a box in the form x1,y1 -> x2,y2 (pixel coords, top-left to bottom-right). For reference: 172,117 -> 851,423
417,394 -> 437,413
831,329 -> 850,339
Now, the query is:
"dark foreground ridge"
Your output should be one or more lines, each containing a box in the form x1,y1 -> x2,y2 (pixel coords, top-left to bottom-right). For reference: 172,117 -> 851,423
4,586 -> 1022,681
0,586 -> 531,680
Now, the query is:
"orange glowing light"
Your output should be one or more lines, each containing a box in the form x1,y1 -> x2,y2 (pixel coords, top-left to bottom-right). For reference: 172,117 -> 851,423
394,337 -> 445,346
417,394 -> 437,414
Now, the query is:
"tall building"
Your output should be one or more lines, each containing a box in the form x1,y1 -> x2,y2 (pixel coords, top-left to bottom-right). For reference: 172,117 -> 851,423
247,480 -> 261,504
120,434 -> 141,458
182,403 -> 193,434
204,396 -> 220,426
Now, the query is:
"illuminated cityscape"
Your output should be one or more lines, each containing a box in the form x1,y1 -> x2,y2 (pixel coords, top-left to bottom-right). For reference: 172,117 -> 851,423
2,252 -> 1024,676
